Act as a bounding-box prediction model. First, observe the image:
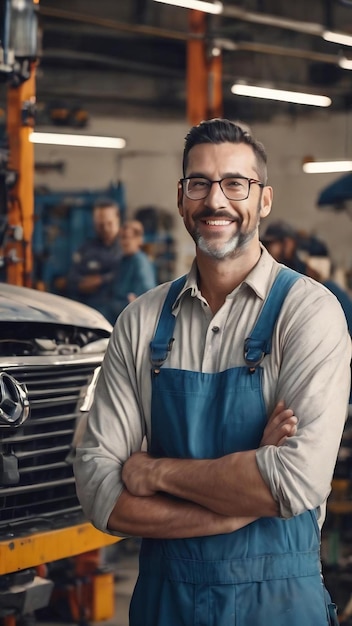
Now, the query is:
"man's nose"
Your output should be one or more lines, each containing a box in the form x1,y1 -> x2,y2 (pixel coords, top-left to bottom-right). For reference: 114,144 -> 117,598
205,180 -> 227,207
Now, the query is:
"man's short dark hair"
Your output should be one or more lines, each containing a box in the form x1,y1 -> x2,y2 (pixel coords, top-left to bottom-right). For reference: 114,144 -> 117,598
94,199 -> 120,217
182,118 -> 268,184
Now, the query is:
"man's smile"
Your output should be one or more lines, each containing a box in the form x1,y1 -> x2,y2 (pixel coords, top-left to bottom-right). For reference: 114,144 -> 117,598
204,219 -> 233,226
194,209 -> 241,232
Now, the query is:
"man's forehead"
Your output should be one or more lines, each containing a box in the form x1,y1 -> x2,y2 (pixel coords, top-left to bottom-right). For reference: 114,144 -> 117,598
94,207 -> 119,218
186,142 -> 258,173
188,141 -> 255,162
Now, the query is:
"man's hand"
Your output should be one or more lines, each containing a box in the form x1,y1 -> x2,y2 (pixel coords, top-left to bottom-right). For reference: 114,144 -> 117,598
261,400 -> 298,447
122,451 -> 158,497
123,401 -> 297,498
78,275 -> 103,293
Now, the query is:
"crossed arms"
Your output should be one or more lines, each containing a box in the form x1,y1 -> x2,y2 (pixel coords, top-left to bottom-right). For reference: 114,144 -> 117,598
107,402 -> 297,539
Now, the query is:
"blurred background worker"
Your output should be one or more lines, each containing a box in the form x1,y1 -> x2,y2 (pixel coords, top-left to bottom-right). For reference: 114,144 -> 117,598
66,199 -> 122,322
261,220 -> 310,275
107,219 -> 157,323
262,218 -> 352,336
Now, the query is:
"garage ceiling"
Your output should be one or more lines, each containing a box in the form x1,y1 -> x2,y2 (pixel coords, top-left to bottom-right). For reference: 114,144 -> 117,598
33,0 -> 352,124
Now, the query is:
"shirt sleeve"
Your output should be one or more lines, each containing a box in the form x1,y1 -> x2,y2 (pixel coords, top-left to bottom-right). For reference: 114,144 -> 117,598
256,279 -> 352,520
73,311 -> 148,534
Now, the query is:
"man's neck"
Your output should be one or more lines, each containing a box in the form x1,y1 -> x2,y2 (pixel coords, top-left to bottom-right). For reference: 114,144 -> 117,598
196,244 -> 261,315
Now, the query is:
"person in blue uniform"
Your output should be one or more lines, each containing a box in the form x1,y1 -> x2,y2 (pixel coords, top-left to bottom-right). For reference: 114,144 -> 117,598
74,119 -> 351,626
66,199 -> 121,322
107,219 -> 157,322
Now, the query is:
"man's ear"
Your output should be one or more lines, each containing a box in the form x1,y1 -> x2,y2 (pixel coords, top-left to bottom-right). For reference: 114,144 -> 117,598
260,186 -> 273,219
177,183 -> 184,217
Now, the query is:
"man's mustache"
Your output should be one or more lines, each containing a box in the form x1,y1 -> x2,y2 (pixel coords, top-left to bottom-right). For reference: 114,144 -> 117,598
192,208 -> 240,222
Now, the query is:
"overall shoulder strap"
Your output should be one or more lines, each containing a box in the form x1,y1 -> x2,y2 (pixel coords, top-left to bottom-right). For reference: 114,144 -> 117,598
150,275 -> 187,368
244,267 -> 302,368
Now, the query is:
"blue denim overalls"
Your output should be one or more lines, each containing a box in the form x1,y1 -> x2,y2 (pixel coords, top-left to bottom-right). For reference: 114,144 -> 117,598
129,267 -> 337,626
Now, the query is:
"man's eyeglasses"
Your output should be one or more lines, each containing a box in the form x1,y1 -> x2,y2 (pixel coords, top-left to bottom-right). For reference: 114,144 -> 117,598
179,176 -> 264,201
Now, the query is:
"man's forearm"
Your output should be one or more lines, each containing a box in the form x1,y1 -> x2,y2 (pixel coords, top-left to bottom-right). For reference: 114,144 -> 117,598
78,274 -> 103,293
123,450 -> 278,518
155,451 -> 278,517
107,487 -> 256,539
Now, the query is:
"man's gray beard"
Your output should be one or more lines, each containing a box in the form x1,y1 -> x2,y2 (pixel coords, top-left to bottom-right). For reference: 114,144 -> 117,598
195,229 -> 256,260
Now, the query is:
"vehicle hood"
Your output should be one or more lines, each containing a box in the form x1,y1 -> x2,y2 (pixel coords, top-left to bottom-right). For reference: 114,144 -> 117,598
0,283 -> 112,332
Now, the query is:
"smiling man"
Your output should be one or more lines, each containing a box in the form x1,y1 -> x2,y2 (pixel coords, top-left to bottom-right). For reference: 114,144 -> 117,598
74,119 -> 351,626
179,140 -> 269,262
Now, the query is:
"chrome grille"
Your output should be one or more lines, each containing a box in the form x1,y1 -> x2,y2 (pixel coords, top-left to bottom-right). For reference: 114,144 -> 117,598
0,358 -> 103,538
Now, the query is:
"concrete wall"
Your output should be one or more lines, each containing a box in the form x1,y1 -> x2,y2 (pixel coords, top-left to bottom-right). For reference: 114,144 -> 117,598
34,111 -> 352,279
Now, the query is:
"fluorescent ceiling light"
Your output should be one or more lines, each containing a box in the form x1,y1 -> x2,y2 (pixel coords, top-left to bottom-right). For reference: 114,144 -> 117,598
29,132 -> 126,149
231,84 -> 332,107
323,30 -> 352,47
153,0 -> 223,14
303,161 -> 352,173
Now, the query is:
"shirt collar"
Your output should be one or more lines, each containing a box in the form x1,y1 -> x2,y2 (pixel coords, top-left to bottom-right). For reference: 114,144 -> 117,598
171,244 -> 278,312
171,260 -> 200,313
243,244 -> 277,300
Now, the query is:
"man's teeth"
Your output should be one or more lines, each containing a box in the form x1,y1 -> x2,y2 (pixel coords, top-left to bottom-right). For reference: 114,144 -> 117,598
205,219 -> 231,226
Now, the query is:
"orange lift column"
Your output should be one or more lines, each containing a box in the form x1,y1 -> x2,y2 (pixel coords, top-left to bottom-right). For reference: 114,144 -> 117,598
186,9 -> 223,126
6,62 -> 36,287
208,50 -> 223,120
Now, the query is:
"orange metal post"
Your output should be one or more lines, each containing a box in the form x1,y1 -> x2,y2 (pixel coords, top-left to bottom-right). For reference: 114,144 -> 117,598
186,10 -> 223,126
187,10 -> 208,126
208,52 -> 223,119
6,63 -> 36,287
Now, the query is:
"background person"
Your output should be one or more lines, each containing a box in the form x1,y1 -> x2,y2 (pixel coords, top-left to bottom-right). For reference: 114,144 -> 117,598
106,219 -> 157,322
74,119 -> 351,626
262,221 -> 352,334
261,219 -> 311,274
66,199 -> 121,322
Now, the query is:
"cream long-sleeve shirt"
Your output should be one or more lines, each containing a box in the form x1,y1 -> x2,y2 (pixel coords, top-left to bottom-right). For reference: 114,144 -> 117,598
74,246 -> 351,533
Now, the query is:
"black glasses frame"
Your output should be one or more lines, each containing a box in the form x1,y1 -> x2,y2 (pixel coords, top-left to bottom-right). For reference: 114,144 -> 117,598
179,176 -> 264,201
